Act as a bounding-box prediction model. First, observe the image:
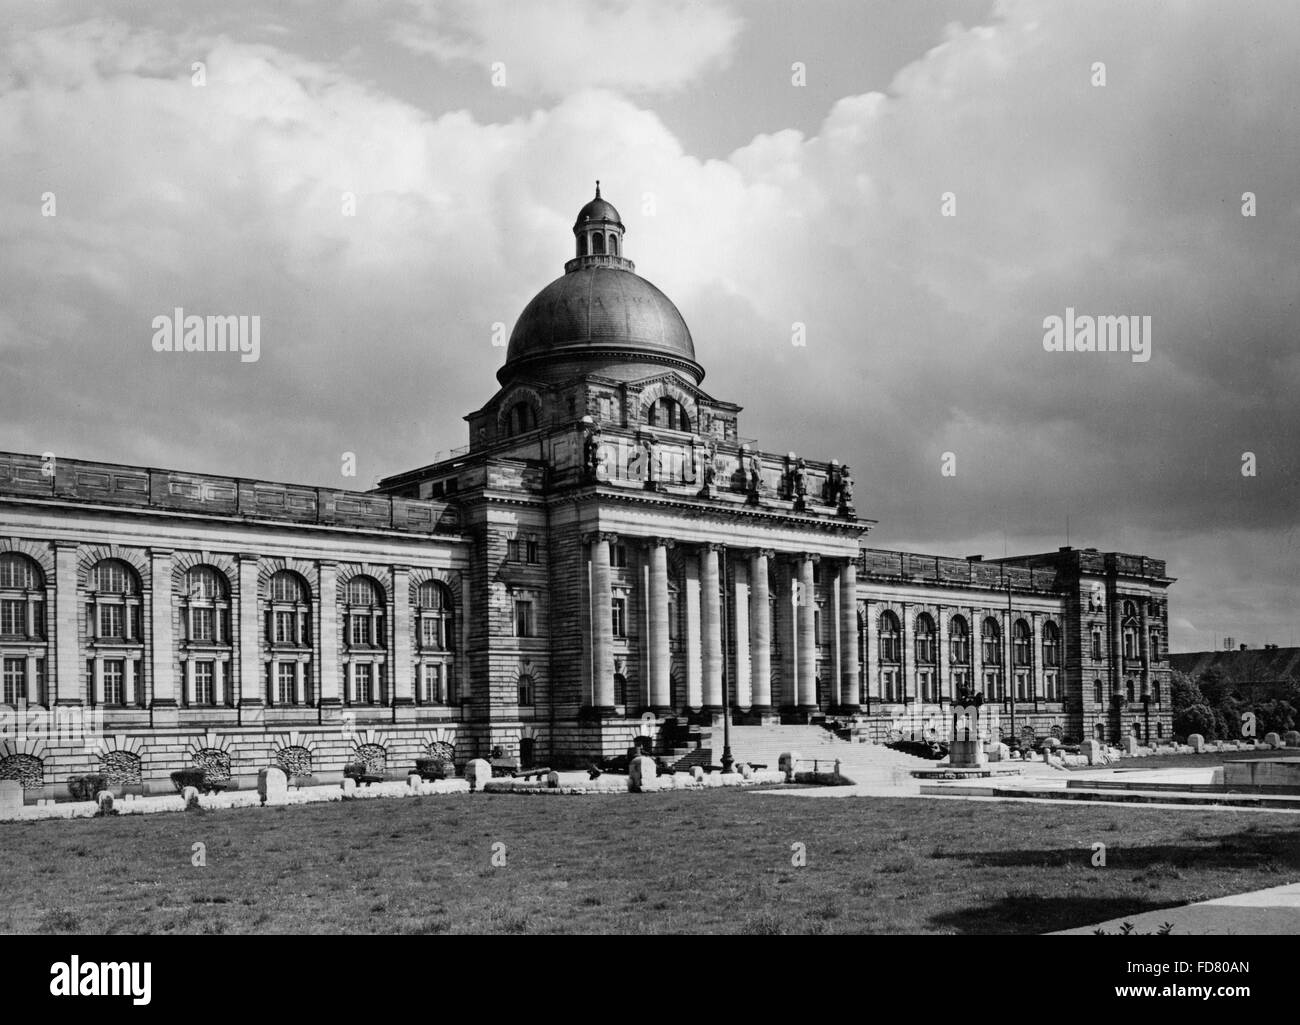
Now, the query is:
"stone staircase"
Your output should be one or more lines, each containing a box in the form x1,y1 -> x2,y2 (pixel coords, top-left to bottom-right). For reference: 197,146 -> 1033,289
724,724 -> 937,786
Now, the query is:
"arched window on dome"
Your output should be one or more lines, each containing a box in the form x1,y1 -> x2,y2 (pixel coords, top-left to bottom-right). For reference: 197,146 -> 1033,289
507,401 -> 536,436
647,397 -> 690,433
608,233 -> 618,256
592,232 -> 605,255
578,234 -> 587,257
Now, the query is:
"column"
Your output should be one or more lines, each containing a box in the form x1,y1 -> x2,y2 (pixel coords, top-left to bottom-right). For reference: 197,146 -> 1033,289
864,599 -> 879,708
937,610 -> 950,704
684,552 -> 702,708
901,602 -> 915,704
1032,611 -> 1045,704
237,555 -> 261,707
318,562 -> 340,706
214,658 -> 226,707
345,661 -> 355,706
93,657 -> 105,706
648,540 -> 671,712
53,542 -> 81,704
972,608 -> 985,698
1003,608 -> 1013,704
1139,599 -> 1150,695
589,533 -> 615,710
183,658 -> 195,707
124,657 -> 137,707
294,659 -> 304,705
148,549 -> 175,707
773,560 -> 796,707
749,550 -> 772,711
392,566 -> 413,705
732,557 -> 751,709
838,558 -> 859,711
700,544 -> 722,711
796,554 -> 817,709
25,654 -> 38,705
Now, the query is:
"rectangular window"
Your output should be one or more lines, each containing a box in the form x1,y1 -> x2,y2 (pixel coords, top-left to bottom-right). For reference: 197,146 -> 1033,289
1092,631 -> 1103,660
525,538 -> 539,564
0,599 -> 24,636
350,614 -> 371,647
2,657 -> 24,705
100,604 -> 125,639
275,610 -> 295,644
506,539 -> 520,562
612,545 -> 627,568
612,598 -> 627,638
1016,672 -> 1027,701
34,658 -> 45,704
103,659 -> 125,706
354,663 -> 373,704
514,599 -> 534,638
277,662 -> 296,705
193,661 -> 214,706
518,676 -> 534,706
191,607 -> 215,642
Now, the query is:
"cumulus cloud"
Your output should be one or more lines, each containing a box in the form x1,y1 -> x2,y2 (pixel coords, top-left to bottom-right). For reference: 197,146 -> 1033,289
390,0 -> 742,94
1,1 -> 1298,650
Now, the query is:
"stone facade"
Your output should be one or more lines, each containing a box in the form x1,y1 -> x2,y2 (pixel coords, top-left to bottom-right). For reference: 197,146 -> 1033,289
0,187 -> 1174,792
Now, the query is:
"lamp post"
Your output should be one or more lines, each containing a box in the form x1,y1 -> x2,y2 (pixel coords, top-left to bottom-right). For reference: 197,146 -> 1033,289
1142,691 -> 1152,747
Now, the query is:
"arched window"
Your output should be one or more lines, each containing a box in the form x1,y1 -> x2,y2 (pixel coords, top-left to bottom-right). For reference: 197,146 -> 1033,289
1042,621 -> 1060,667
507,401 -> 536,436
416,579 -> 457,707
1122,620 -> 1138,659
0,553 -> 46,706
417,581 -> 455,652
180,566 -> 232,708
266,570 -> 312,707
1013,619 -> 1031,666
1123,600 -> 1137,619
1148,628 -> 1160,661
949,615 -> 970,664
915,613 -> 936,664
88,559 -> 142,642
608,234 -> 618,256
1125,679 -> 1135,703
517,674 -> 534,707
578,234 -> 587,257
981,617 -> 1001,665
592,232 -> 605,255
86,559 -> 143,708
1152,681 -> 1161,704
520,736 -> 536,767
1094,679 -> 1104,704
342,575 -> 386,706
613,672 -> 628,706
647,396 -> 690,432
878,611 -> 900,663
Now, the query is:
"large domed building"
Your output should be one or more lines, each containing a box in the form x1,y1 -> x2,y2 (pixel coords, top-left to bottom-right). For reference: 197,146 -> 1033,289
0,185 -> 1173,796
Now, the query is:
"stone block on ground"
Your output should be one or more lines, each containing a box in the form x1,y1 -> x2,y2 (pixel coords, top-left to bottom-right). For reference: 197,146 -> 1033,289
465,758 -> 492,791
1188,734 -> 1205,753
0,780 -> 22,818
629,755 -> 656,791
1284,731 -> 1300,748
1123,735 -> 1139,755
1080,739 -> 1102,765
1264,732 -> 1282,749
258,767 -> 288,805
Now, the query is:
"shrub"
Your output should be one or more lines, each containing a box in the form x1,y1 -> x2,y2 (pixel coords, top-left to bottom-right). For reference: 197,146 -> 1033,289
170,769 -> 206,794
414,758 -> 448,781
67,774 -> 108,802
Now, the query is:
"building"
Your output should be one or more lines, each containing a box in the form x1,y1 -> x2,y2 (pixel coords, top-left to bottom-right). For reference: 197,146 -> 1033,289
0,186 -> 1175,793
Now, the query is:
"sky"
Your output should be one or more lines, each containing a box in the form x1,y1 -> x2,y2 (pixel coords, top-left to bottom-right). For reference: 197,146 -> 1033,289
1,0 -> 1297,654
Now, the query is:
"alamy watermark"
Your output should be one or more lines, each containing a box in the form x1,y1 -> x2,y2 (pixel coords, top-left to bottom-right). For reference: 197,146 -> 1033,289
151,307 -> 260,363
1042,307 -> 1151,363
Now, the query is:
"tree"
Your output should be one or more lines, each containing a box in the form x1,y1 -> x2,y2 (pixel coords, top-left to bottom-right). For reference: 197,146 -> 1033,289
1175,702 -> 1218,741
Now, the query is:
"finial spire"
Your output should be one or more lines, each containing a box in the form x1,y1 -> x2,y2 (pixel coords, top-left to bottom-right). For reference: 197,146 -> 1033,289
595,179 -> 601,198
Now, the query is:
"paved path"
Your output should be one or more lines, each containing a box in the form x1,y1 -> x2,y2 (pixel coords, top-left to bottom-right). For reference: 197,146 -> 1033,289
1052,882 -> 1300,935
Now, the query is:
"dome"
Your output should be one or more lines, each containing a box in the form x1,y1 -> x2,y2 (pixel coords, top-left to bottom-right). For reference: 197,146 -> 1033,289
574,196 -> 622,228
573,180 -> 622,229
501,265 -> 699,381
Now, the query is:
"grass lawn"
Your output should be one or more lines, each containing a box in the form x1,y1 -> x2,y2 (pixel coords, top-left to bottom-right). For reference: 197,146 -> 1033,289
1,790 -> 1296,935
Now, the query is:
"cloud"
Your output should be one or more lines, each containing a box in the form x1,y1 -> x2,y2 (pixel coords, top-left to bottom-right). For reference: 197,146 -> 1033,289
2,2 -> 1298,652
389,0 -> 742,94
